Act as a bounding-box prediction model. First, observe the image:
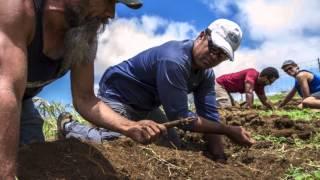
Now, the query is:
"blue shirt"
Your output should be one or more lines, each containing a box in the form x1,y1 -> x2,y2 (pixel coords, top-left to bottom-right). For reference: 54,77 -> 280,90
98,40 -> 219,122
294,70 -> 320,97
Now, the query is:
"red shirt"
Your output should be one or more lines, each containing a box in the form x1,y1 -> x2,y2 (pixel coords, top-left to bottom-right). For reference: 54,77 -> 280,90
216,68 -> 265,95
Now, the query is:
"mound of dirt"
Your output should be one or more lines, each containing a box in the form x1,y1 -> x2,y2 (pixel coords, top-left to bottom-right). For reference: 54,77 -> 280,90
17,107 -> 320,179
221,108 -> 317,140
18,139 -> 122,179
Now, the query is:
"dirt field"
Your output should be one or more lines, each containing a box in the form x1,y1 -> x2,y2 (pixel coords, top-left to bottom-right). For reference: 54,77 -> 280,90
17,106 -> 320,180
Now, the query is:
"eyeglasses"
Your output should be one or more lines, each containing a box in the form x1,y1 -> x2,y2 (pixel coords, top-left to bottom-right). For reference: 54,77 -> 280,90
205,28 -> 228,61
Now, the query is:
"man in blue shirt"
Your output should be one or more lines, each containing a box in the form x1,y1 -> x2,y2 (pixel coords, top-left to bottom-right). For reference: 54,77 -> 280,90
279,60 -> 320,109
60,19 -> 255,161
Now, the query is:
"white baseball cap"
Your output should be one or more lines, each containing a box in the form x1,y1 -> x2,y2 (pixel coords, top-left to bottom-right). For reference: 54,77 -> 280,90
117,0 -> 143,9
207,19 -> 242,61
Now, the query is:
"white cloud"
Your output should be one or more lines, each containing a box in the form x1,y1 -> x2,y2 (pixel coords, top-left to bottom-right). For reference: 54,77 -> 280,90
200,0 -> 233,15
200,0 -> 320,93
238,0 -> 320,40
201,0 -> 320,40
235,0 -> 320,71
95,15 -> 197,78
95,1 -> 320,93
213,49 -> 258,77
200,0 -> 320,49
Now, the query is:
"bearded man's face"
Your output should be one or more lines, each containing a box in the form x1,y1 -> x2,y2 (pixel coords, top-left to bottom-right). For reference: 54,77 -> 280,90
63,0 -> 110,65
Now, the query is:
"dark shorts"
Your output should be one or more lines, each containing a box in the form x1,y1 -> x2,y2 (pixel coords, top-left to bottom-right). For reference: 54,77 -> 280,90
20,98 -> 44,145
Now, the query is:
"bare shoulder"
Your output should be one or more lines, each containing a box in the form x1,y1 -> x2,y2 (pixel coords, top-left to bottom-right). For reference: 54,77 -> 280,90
0,0 -> 35,44
296,71 -> 312,81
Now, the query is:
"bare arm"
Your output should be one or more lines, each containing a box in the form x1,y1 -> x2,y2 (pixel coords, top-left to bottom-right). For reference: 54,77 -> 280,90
70,62 -> 167,144
192,116 -> 255,146
0,1 -> 32,178
296,73 -> 311,99
244,82 -> 254,108
257,92 -> 273,109
71,62 -> 134,132
278,87 -> 297,107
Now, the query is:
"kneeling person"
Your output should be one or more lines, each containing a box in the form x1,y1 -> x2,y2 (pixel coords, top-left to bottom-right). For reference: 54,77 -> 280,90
215,67 -> 279,109
60,19 -> 255,160
278,60 -> 320,109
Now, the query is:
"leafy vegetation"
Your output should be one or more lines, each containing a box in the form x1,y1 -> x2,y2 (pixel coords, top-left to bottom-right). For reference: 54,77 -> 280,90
255,93 -> 320,121
253,133 -> 320,149
33,97 -> 87,141
283,166 -> 320,180
259,109 -> 320,121
253,134 -> 288,144
267,93 -> 289,103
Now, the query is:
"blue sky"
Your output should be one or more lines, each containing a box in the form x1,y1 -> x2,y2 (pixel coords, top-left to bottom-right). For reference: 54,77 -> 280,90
39,0 -> 320,104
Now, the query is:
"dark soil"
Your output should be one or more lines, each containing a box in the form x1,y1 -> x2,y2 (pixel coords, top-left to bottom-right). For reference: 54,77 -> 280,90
17,107 -> 320,180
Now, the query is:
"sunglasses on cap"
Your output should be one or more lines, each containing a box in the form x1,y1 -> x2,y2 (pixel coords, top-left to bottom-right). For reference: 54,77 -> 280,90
204,28 -> 228,61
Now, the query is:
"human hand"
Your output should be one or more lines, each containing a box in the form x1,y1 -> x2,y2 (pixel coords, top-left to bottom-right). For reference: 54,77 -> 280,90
276,101 -> 285,109
239,101 -> 247,108
273,102 -> 283,110
124,120 -> 167,144
266,103 -> 275,110
226,126 -> 255,146
242,104 -> 251,110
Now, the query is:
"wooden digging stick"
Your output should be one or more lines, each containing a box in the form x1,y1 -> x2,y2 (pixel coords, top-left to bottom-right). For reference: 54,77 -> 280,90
162,117 -> 196,129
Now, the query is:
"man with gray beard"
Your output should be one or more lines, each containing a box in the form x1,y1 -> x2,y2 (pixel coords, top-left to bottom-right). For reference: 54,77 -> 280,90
0,0 -> 168,179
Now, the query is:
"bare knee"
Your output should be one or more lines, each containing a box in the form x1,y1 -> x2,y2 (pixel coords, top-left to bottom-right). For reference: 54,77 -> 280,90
302,97 -> 319,108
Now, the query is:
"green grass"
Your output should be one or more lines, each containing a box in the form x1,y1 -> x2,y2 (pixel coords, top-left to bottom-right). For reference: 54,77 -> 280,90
259,108 -> 320,121
283,166 -> 320,180
254,133 -> 320,149
253,92 -> 287,104
267,93 -> 288,103
253,134 -> 288,144
256,93 -> 319,121
34,98 -> 87,141
254,95 -> 320,179
254,92 -> 302,105
309,133 -> 320,149
255,133 -> 320,179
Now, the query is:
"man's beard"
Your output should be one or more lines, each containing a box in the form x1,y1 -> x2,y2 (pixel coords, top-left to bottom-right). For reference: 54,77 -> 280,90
63,1 -> 107,66
64,19 -> 102,66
